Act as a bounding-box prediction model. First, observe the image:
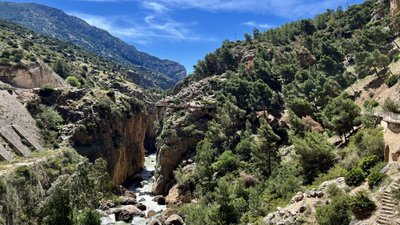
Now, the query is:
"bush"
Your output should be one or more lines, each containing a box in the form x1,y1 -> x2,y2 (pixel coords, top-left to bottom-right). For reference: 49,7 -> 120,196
313,165 -> 347,186
363,99 -> 379,108
351,128 -> 384,158
367,163 -> 387,189
383,98 -> 400,113
65,76 -> 81,87
350,191 -> 376,219
358,155 -> 380,174
39,85 -> 56,97
345,168 -> 365,186
386,75 -> 399,87
77,208 -> 101,225
37,107 -> 63,130
53,60 -> 70,78
294,132 -> 335,183
0,180 -> 6,195
316,194 -> 351,225
211,150 -> 238,175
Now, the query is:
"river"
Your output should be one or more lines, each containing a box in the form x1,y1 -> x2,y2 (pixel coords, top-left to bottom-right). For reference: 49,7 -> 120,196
101,154 -> 167,225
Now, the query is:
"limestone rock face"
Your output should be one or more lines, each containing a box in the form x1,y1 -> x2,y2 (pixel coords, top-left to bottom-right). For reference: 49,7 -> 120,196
391,0 -> 400,15
38,88 -> 149,186
72,111 -> 147,185
153,107 -> 213,195
152,75 -> 221,195
0,61 -> 65,88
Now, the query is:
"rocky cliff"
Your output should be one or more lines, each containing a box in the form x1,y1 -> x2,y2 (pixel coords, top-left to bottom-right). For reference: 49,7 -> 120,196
0,61 -> 65,89
390,0 -> 400,15
72,111 -> 147,185
152,75 -> 222,195
32,88 -> 150,185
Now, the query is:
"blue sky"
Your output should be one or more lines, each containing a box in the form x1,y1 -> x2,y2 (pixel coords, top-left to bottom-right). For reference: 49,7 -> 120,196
7,0 -> 364,73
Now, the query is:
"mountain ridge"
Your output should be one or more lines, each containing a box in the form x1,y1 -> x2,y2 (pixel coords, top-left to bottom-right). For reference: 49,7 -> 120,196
0,1 -> 186,86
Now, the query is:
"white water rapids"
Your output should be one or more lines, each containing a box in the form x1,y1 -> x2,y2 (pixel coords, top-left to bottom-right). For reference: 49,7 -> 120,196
101,154 -> 167,225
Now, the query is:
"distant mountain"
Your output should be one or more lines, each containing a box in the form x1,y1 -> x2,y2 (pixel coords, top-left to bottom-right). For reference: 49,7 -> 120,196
0,2 -> 186,85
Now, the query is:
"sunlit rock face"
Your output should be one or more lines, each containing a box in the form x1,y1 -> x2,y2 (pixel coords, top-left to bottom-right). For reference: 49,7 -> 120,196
390,0 -> 400,15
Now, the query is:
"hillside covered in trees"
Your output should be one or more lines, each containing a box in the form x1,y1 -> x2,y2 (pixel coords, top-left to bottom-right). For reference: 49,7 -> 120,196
1,0 -> 400,225
153,0 -> 400,224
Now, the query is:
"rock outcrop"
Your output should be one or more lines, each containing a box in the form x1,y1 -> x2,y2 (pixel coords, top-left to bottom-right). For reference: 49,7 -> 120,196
152,75 -> 222,195
72,110 -> 147,185
34,88 -> 149,185
0,61 -> 65,89
390,0 -> 400,15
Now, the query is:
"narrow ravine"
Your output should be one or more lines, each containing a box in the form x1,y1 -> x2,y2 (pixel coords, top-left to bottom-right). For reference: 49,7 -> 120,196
101,154 -> 167,225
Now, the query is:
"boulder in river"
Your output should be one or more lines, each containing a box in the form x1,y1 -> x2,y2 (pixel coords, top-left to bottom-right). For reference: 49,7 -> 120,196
135,203 -> 147,211
148,219 -> 163,225
147,210 -> 157,218
153,195 -> 166,205
121,197 -> 137,205
165,214 -> 184,225
114,205 -> 144,223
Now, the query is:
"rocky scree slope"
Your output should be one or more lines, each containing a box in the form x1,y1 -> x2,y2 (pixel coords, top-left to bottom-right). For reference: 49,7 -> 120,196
0,2 -> 186,88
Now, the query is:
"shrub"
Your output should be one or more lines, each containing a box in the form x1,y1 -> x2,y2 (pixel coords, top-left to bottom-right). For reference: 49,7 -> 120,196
363,99 -> 379,108
351,128 -> 384,158
386,75 -> 399,88
77,208 -> 101,225
37,107 -> 63,130
367,170 -> 386,189
53,60 -> 70,78
358,155 -> 380,174
345,168 -> 365,186
0,180 -> 6,195
294,132 -> 335,183
313,165 -> 347,186
11,49 -> 23,62
383,98 -> 400,113
14,166 -> 37,185
211,150 -> 238,175
350,191 -> 376,219
39,85 -> 56,97
65,76 -> 81,87
367,163 -> 387,189
316,194 -> 351,225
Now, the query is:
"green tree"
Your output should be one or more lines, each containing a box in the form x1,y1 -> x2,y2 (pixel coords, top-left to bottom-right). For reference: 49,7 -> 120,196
53,60 -> 70,79
322,95 -> 361,138
350,191 -> 376,219
316,194 -> 351,225
351,128 -> 384,158
294,132 -> 335,183
40,175 -> 73,225
253,118 -> 280,176
77,208 -> 101,225
65,76 -> 81,87
211,150 -> 238,175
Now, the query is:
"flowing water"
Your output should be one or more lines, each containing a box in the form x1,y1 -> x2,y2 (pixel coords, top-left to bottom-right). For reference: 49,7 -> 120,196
101,154 -> 167,225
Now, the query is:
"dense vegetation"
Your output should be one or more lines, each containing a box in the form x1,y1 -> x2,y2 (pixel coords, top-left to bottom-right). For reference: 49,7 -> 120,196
0,149 -> 112,225
174,1 -> 396,224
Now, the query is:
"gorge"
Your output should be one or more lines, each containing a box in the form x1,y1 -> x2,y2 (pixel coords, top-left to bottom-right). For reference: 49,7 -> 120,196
2,0 -> 400,225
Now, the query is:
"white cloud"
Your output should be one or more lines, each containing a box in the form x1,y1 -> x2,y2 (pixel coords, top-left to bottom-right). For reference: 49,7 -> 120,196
149,0 -> 352,18
68,6 -> 215,46
77,0 -> 354,18
242,21 -> 273,29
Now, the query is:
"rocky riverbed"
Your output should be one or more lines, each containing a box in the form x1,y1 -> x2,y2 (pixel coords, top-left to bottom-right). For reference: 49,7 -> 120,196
100,154 -> 167,225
